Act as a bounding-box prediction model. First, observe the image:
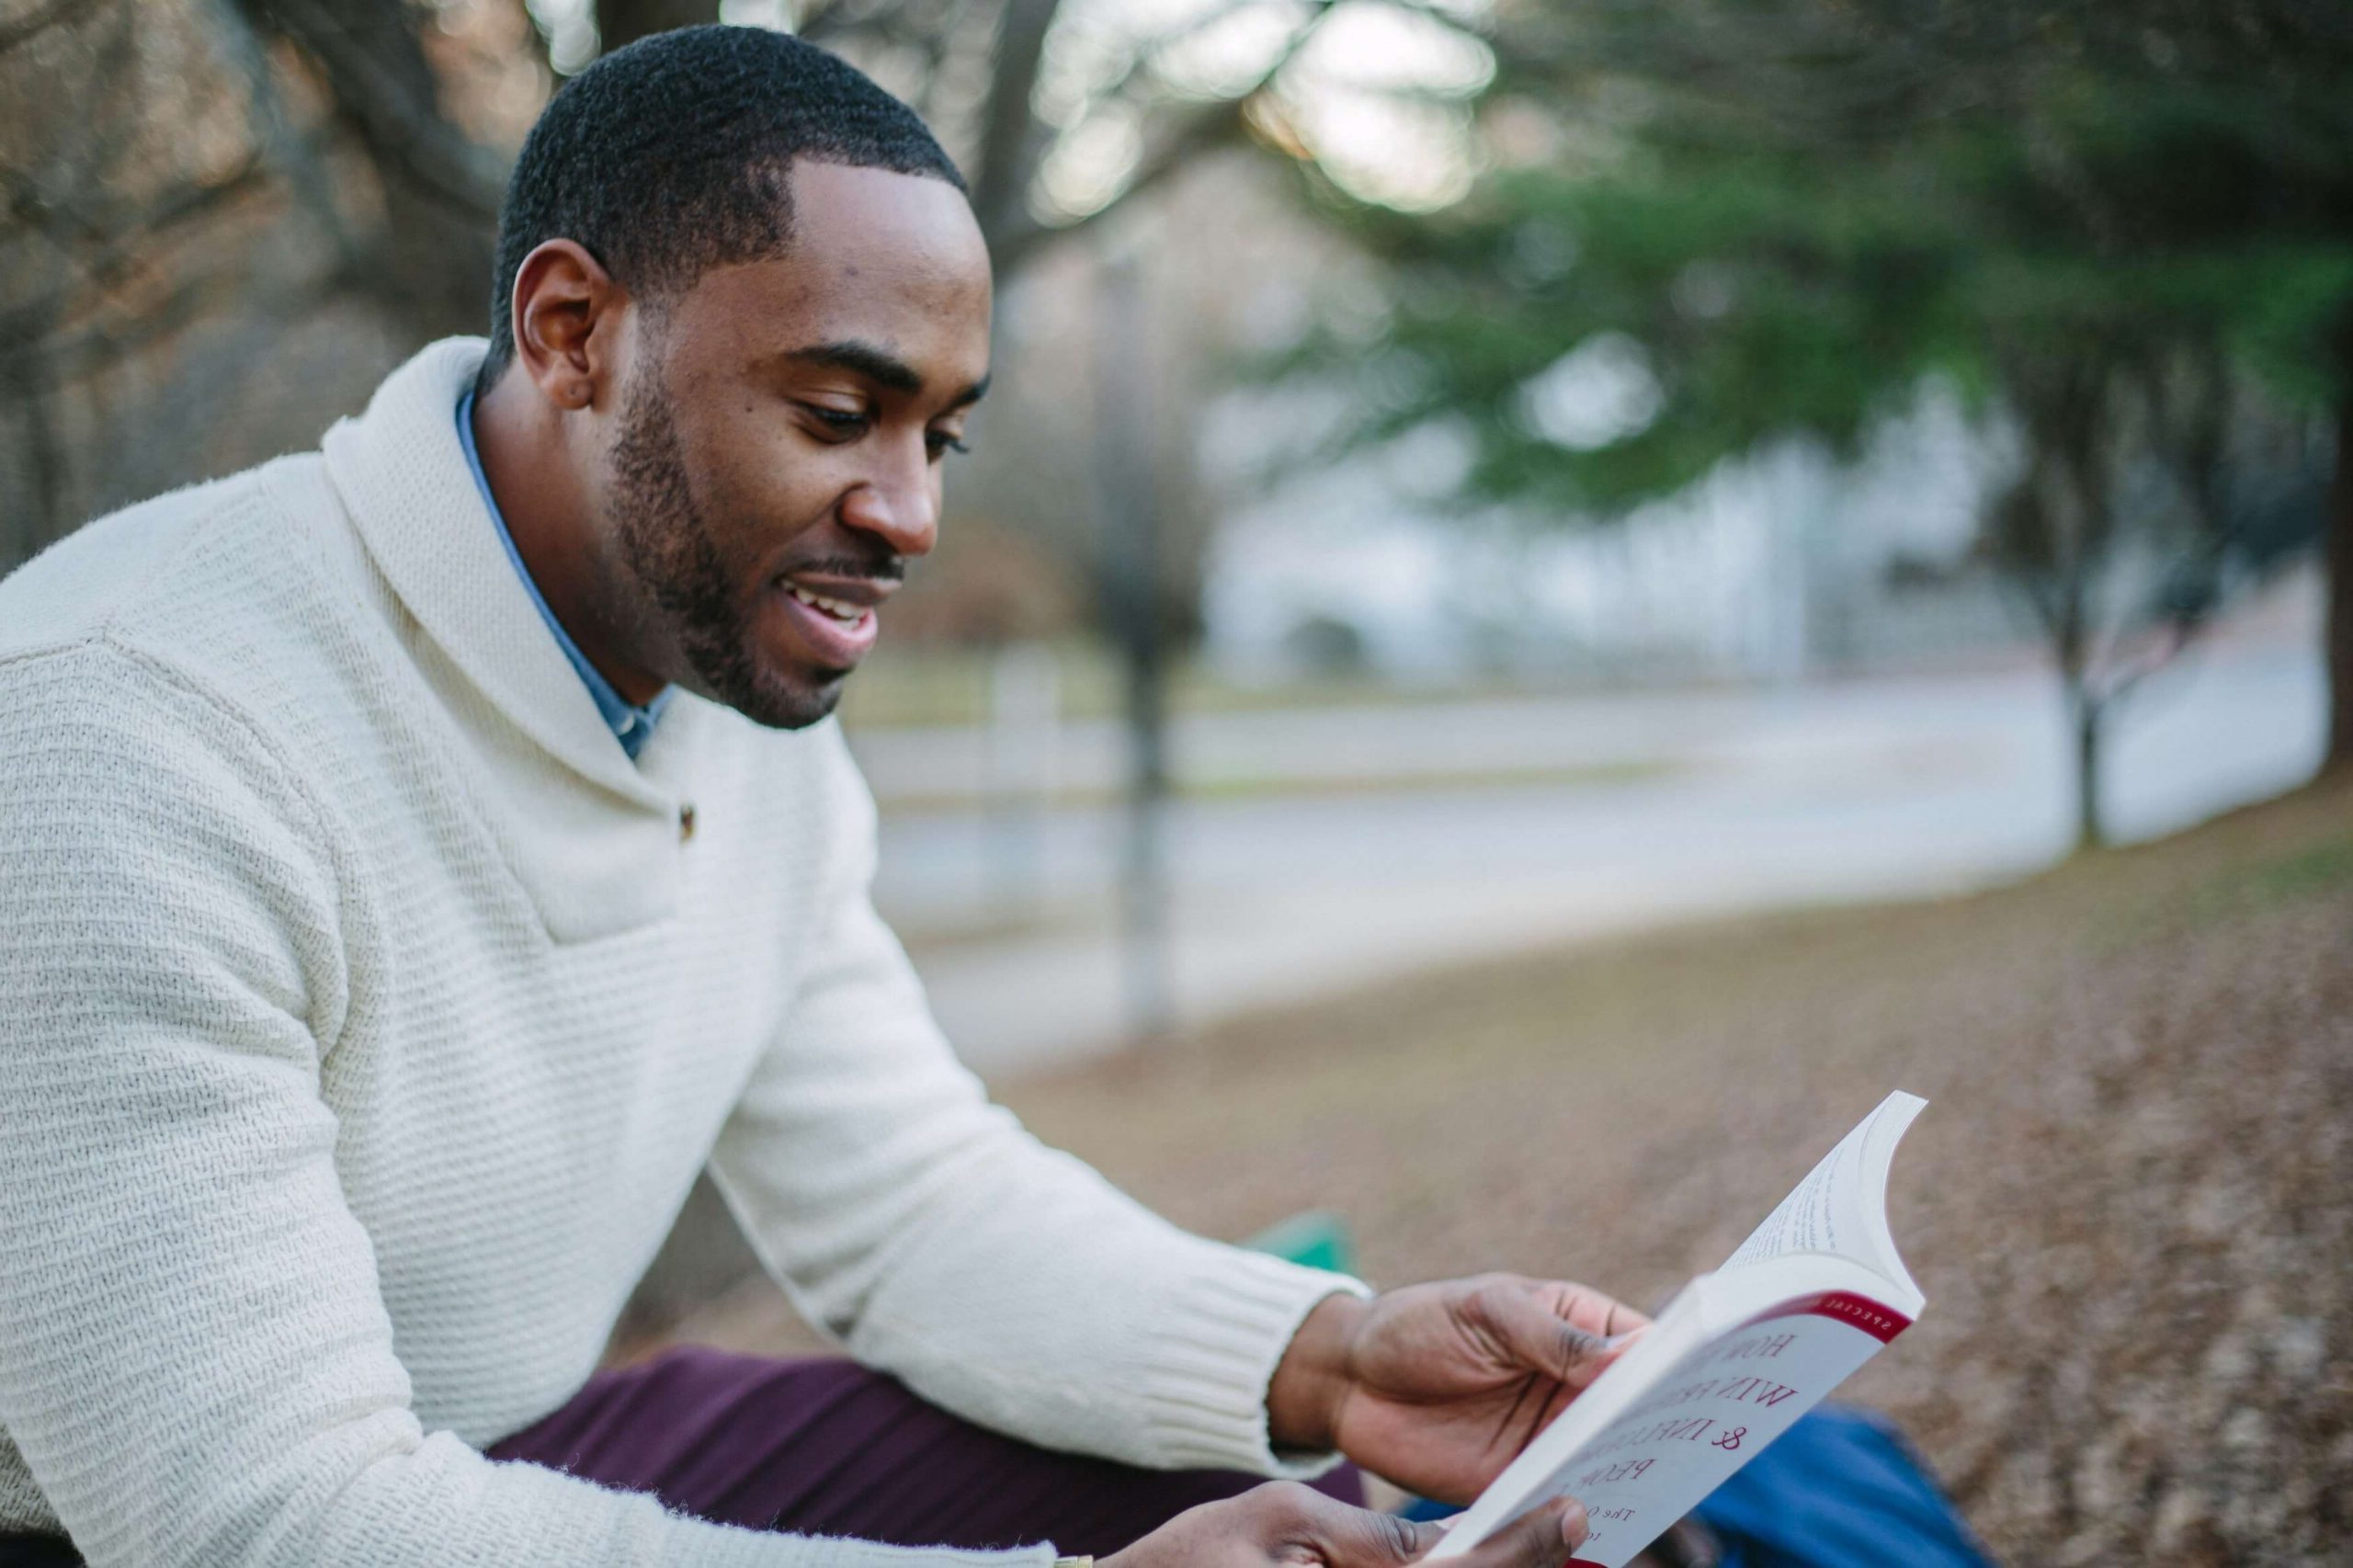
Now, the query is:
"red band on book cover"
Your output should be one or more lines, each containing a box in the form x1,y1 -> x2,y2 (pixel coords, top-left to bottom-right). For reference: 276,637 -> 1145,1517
1742,1289 -> 1913,1343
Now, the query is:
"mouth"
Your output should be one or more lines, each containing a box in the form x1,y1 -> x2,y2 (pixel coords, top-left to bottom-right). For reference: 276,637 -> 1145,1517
768,570 -> 897,669
785,583 -> 870,621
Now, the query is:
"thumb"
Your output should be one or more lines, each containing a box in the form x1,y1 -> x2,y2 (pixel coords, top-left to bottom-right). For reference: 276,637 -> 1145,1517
1485,1288 -> 1618,1392
1317,1506 -> 1448,1565
1455,1497 -> 1590,1566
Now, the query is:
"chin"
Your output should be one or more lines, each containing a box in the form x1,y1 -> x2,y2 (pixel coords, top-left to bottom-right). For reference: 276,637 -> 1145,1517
732,665 -> 850,732
674,624 -> 855,731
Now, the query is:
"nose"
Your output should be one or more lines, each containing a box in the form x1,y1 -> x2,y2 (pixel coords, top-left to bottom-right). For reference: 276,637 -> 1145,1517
837,443 -> 940,559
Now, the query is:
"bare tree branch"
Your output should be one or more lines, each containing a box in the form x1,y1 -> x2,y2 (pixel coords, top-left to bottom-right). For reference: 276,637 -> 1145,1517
597,0 -> 715,55
964,0 -> 1062,246
0,267 -> 290,389
235,0 -> 505,220
985,0 -> 1335,271
2092,609 -> 2201,710
0,155 -> 274,351
4,157 -> 265,252
796,0 -> 901,45
229,0 -> 500,334
988,90 -> 1249,272
0,0 -> 88,55
205,0 -> 361,272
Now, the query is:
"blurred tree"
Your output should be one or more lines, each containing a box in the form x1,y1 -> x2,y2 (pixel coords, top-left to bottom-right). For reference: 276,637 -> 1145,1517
1,0 -> 518,558
6,0 -> 1495,613
1279,0 -> 2353,835
598,0 -> 711,55
232,0 -> 506,331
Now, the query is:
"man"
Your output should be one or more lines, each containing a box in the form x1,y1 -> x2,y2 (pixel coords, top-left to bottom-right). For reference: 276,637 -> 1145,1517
0,27 -> 1635,1568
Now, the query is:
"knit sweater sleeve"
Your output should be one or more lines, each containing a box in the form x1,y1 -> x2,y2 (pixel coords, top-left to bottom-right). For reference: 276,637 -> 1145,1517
706,731 -> 1369,1478
0,644 -> 1049,1568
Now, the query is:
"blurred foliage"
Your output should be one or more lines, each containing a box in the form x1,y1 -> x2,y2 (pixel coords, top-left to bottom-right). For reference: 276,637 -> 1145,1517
1272,0 -> 2353,837
1291,0 -> 2353,511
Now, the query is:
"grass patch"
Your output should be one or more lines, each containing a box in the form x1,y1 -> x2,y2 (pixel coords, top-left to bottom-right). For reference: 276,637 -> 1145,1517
2086,799 -> 2353,952
876,755 -> 1688,813
836,641 -> 1656,730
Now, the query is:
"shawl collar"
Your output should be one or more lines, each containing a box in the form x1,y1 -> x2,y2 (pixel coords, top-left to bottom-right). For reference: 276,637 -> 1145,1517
322,337 -> 670,812
322,338 -> 715,942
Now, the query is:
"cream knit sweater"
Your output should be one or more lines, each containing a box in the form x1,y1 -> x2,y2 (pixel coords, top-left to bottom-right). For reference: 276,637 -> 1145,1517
0,339 -> 1358,1568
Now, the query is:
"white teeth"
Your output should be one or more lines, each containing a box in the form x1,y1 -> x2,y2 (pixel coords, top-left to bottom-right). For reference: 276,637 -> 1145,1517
788,585 -> 863,621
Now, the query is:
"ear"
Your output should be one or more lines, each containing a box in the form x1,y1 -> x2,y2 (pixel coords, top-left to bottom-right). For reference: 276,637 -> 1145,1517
509,238 -> 627,415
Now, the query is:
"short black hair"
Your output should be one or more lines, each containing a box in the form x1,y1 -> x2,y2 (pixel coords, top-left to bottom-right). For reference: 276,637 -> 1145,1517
480,25 -> 967,383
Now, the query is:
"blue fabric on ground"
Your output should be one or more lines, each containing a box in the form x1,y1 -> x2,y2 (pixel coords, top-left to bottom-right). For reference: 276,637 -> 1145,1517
1689,1405 -> 1994,1568
1398,1406 -> 1994,1567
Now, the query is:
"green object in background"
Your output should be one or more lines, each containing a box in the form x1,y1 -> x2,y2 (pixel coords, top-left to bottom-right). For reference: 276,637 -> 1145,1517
1245,1210 -> 1358,1276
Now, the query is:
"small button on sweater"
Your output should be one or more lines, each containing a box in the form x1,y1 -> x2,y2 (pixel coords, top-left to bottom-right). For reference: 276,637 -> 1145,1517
0,338 -> 1361,1568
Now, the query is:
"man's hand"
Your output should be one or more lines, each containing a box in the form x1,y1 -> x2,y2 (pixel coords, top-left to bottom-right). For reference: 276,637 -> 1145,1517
1099,1480 -> 1588,1567
1267,1276 -> 1646,1504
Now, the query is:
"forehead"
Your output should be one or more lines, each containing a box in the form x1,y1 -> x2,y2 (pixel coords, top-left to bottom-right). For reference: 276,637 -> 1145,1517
662,161 -> 993,384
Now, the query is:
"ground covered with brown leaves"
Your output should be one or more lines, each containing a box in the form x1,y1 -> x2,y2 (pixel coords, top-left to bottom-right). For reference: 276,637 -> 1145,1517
681,780 -> 2353,1566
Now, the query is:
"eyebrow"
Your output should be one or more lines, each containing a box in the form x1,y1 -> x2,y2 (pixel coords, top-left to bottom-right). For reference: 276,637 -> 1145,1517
783,340 -> 991,408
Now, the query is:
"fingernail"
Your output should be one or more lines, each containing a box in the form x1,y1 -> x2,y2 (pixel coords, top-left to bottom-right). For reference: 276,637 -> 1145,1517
1560,1498 -> 1589,1546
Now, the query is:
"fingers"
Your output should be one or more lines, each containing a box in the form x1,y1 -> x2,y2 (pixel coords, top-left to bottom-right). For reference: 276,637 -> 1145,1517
1245,1482 -> 1444,1565
1232,1482 -> 1588,1567
1317,1500 -> 1447,1565
1479,1279 -> 1638,1392
1454,1496 -> 1590,1566
1542,1278 -> 1649,1343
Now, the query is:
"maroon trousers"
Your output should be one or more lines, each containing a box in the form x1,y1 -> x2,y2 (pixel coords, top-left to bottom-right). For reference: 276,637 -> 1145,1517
0,1346 -> 1360,1564
483,1346 -> 1365,1558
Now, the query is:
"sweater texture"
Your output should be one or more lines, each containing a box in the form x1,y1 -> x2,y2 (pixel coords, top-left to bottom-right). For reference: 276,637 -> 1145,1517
0,339 -> 1360,1568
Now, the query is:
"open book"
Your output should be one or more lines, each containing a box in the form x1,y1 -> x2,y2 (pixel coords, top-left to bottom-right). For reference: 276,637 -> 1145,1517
1427,1092 -> 1927,1567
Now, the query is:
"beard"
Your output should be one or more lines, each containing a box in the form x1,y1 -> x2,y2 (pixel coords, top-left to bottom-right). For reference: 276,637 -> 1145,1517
608,367 -> 846,731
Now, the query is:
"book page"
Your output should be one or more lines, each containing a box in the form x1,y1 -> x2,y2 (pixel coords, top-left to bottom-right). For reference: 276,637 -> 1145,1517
1722,1091 -> 1923,1279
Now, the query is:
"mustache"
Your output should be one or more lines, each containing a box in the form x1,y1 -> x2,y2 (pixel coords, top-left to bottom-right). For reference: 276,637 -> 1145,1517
776,549 -> 906,584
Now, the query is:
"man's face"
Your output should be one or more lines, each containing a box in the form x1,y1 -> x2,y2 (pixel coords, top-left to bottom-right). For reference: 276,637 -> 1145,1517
597,161 -> 993,730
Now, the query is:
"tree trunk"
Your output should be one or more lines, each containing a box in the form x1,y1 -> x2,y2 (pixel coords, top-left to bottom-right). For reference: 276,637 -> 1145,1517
1092,244 -> 1174,1045
597,0 -> 715,54
2325,374 -> 2353,776
2073,692 -> 2106,852
967,0 -> 1063,256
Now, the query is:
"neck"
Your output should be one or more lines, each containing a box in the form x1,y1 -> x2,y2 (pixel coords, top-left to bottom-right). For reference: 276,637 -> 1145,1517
471,369 -> 667,708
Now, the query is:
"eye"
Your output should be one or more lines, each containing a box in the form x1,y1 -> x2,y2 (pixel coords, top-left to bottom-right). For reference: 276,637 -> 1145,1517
926,430 -> 972,460
801,403 -> 870,440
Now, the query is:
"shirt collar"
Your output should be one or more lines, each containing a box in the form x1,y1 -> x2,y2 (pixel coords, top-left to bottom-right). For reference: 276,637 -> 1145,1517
457,387 -> 671,759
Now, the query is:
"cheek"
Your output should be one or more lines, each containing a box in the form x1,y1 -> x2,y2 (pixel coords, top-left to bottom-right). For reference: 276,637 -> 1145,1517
679,412 -> 824,555
720,455 -> 860,580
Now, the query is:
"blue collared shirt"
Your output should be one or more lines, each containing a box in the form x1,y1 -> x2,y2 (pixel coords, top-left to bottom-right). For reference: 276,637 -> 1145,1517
458,390 -> 670,758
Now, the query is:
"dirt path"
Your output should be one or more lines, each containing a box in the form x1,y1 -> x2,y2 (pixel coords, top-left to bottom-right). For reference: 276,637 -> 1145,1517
676,780 -> 2353,1565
